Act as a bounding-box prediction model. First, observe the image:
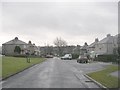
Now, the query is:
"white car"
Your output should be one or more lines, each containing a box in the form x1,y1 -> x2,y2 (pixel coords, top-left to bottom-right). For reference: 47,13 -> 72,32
61,54 -> 72,60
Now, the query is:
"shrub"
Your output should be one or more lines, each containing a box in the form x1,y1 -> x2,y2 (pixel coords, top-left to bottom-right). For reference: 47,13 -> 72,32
95,54 -> 119,63
14,46 -> 21,54
72,54 -> 79,59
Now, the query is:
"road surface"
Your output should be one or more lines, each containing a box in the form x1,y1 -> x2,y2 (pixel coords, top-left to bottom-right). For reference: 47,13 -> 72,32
2,57 -> 111,88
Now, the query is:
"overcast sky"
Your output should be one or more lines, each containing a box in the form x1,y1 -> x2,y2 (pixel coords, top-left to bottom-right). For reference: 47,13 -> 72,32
0,0 -> 118,46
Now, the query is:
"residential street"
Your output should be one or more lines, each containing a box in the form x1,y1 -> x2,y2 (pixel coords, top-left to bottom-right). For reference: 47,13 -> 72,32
2,57 -> 111,88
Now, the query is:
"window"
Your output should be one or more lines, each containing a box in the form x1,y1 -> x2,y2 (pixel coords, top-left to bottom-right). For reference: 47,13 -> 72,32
24,45 -> 26,48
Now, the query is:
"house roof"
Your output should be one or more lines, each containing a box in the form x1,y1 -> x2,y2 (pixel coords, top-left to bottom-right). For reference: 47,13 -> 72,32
98,35 -> 114,44
2,37 -> 27,45
80,45 -> 88,50
88,42 -> 96,48
113,33 -> 120,45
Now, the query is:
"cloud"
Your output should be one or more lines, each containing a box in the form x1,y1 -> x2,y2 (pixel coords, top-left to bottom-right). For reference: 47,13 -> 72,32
1,1 -> 118,46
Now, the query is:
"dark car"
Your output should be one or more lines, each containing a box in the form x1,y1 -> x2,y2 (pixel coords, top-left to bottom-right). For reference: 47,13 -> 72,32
77,55 -> 88,63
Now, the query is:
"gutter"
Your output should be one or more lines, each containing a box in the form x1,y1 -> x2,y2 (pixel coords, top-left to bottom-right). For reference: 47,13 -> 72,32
84,74 -> 109,90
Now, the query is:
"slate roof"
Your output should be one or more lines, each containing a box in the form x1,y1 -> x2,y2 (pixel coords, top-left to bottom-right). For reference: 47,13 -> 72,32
114,33 -> 120,41
98,36 -> 114,44
80,45 -> 88,50
88,42 -> 96,48
2,37 -> 27,45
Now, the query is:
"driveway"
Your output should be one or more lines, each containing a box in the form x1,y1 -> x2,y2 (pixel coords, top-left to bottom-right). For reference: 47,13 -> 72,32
2,57 -> 111,88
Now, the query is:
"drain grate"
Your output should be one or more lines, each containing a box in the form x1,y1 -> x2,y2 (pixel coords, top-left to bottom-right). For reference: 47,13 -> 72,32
85,80 -> 93,82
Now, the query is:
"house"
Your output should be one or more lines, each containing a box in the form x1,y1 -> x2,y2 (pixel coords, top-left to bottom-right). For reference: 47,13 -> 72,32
62,45 -> 76,55
2,37 -> 28,56
2,37 -> 40,56
80,42 -> 88,55
27,41 -> 40,56
72,45 -> 81,55
39,45 -> 77,56
88,38 -> 99,53
112,33 -> 120,55
39,46 -> 54,56
94,34 -> 115,55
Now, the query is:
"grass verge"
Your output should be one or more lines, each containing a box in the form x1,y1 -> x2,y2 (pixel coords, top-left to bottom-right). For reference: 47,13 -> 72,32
87,65 -> 120,88
2,56 -> 45,79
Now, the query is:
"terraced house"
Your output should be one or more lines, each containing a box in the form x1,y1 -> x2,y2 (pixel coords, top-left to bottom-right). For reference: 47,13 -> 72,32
2,37 -> 40,56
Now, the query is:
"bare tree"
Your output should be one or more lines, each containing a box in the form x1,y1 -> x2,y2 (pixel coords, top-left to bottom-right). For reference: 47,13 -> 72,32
54,37 -> 67,47
53,37 -> 67,56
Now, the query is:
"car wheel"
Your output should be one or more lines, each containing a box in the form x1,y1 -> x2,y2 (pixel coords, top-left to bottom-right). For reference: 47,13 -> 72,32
86,60 -> 88,63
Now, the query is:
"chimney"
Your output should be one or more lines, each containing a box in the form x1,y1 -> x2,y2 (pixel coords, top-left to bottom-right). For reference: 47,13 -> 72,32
95,38 -> 99,42
84,42 -> 88,46
15,37 -> 18,40
107,34 -> 111,37
28,41 -> 32,44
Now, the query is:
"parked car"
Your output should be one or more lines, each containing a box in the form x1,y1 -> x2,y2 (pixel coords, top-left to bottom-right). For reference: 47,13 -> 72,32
61,54 -> 72,60
77,55 -> 88,63
45,55 -> 53,58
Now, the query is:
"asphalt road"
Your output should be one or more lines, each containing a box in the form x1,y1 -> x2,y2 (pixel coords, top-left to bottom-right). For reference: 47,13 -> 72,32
2,57 -> 111,88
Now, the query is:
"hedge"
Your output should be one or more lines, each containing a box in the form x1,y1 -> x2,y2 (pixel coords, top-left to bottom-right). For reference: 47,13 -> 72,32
72,54 -> 79,59
95,54 -> 120,64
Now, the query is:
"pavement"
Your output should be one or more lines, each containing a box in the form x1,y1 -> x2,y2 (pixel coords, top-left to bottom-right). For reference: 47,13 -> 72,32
2,57 -> 112,88
110,70 -> 120,79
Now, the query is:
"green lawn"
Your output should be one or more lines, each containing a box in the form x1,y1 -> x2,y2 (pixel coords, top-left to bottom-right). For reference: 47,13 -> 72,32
87,65 -> 120,88
2,56 -> 45,79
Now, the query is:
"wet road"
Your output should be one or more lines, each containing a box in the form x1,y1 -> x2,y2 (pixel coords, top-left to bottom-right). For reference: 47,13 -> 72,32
2,57 -> 109,88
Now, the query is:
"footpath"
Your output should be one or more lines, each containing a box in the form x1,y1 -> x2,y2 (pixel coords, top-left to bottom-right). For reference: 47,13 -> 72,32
110,70 -> 120,79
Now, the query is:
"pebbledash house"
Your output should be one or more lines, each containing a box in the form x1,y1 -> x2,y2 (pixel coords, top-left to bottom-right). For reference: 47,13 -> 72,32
2,37 -> 40,56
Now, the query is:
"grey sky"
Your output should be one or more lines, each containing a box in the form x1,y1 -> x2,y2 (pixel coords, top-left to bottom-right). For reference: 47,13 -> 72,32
0,0 -> 118,46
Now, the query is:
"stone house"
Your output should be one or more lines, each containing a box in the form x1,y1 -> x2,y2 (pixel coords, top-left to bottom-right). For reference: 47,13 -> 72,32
94,34 -> 116,55
39,45 -> 77,56
39,46 -> 54,56
80,42 -> 88,55
27,41 -> 40,56
112,34 -> 120,55
62,46 -> 76,55
88,38 -> 99,53
72,45 -> 81,55
2,37 -> 27,56
2,37 -> 40,56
